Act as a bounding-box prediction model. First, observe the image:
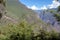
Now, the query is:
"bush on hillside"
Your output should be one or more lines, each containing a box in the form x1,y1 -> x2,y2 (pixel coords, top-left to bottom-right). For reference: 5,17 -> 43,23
0,20 -> 60,40
57,6 -> 60,12
54,13 -> 60,21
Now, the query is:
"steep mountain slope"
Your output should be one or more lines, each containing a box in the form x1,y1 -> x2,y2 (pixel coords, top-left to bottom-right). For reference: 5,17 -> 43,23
6,0 -> 36,18
6,0 -> 41,23
0,0 -> 56,32
35,9 -> 60,32
6,0 -> 51,30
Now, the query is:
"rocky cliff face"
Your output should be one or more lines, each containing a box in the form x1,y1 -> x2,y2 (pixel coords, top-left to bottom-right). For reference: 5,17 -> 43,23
0,0 -> 6,19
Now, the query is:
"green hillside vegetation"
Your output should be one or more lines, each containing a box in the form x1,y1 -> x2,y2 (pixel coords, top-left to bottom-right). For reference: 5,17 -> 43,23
54,6 -> 60,22
54,13 -> 60,21
0,0 -> 60,40
6,0 -> 37,19
50,6 -> 60,22
0,20 -> 60,40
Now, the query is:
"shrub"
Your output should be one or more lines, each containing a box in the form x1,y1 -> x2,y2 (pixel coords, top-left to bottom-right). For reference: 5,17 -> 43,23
0,20 -> 60,40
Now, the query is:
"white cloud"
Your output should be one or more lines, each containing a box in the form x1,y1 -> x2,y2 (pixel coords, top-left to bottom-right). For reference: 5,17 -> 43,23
40,5 -> 47,10
40,0 -> 60,9
27,5 -> 40,10
27,5 -> 47,10
48,0 -> 60,9
27,0 -> 60,10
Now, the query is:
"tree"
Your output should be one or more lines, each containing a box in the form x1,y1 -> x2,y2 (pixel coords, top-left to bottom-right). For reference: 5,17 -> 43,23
54,13 -> 60,21
57,6 -> 60,12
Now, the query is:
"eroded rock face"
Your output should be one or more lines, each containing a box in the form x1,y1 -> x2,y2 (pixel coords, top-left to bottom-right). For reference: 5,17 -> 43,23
0,0 -> 6,6
0,0 -> 6,19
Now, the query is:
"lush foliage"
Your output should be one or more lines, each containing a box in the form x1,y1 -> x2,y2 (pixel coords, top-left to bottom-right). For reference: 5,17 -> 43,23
0,20 -> 60,40
54,13 -> 60,21
57,6 -> 60,12
53,6 -> 60,22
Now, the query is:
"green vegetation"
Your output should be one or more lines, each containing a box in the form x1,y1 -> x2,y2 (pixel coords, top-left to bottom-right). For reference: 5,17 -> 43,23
54,6 -> 60,21
48,6 -> 60,22
0,20 -> 60,40
53,6 -> 60,22
6,0 -> 36,18
57,6 -> 60,12
0,0 -> 60,40
49,10 -> 56,13
54,13 -> 60,21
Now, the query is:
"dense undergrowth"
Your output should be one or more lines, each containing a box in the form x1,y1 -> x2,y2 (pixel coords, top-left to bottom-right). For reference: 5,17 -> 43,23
0,20 -> 60,40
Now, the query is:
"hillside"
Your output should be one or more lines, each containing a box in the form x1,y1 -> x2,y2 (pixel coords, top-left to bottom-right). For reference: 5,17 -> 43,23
5,0 -> 51,29
35,8 -> 60,32
0,0 -> 58,32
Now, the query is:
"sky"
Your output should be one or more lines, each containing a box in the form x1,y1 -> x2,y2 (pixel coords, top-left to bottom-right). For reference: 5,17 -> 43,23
19,0 -> 60,10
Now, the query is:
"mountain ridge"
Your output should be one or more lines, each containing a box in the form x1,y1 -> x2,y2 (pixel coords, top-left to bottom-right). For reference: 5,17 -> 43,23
0,0 -> 58,32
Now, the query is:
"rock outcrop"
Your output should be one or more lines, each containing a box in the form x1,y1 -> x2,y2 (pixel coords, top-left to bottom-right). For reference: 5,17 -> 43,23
0,0 -> 6,19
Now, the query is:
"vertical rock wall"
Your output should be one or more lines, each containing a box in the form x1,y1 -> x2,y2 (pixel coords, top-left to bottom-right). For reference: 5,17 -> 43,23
0,0 -> 6,19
